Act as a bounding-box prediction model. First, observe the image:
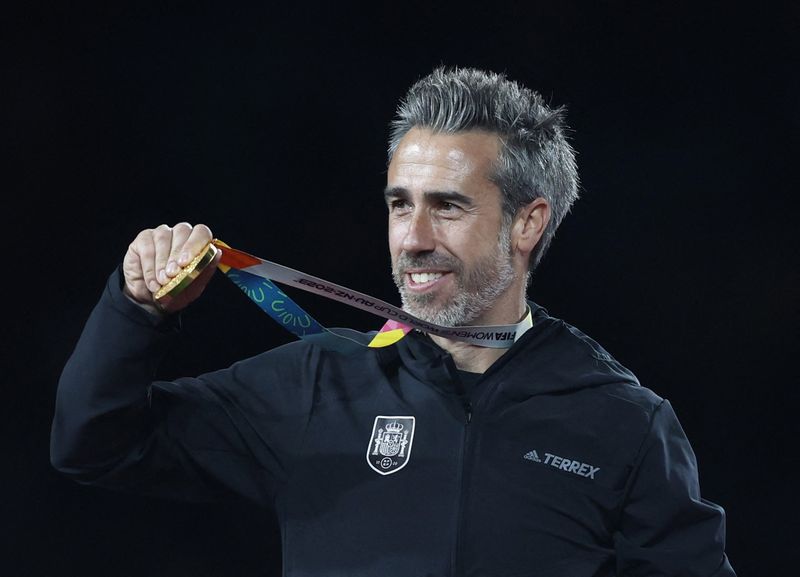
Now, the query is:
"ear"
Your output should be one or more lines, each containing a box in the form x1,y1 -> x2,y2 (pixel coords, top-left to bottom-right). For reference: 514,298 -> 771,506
513,197 -> 550,257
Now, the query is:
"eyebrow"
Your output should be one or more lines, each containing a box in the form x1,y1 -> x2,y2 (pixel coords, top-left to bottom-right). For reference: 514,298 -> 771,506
383,186 -> 474,206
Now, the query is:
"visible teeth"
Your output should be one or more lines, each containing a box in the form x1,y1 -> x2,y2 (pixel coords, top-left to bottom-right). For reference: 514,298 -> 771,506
410,272 -> 443,284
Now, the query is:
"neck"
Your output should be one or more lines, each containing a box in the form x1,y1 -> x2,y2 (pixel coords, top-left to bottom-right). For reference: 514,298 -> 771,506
430,297 -> 528,373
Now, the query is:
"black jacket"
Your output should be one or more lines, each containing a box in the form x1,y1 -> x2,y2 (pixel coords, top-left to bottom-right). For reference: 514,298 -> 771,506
51,270 -> 736,576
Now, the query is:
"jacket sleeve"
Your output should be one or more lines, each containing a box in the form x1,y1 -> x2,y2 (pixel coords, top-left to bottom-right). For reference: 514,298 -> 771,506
50,267 -> 317,505
614,399 -> 736,576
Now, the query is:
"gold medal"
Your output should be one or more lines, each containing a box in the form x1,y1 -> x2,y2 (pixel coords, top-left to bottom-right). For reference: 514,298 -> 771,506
154,242 -> 218,308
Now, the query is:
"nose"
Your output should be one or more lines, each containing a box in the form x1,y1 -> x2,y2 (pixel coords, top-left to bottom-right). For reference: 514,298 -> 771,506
401,210 -> 436,254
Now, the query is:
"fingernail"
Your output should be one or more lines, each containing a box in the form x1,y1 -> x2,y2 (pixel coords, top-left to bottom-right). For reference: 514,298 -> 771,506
179,252 -> 189,265
166,261 -> 178,275
149,281 -> 161,293
157,270 -> 168,284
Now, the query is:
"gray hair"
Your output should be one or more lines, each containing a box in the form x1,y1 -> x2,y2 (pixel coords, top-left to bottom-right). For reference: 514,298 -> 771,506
388,66 -> 580,271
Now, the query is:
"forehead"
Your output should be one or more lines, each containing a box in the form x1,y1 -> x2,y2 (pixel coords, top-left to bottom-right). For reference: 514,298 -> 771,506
388,128 -> 502,188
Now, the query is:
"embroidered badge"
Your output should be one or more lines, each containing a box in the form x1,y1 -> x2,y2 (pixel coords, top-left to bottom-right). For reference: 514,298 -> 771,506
367,416 -> 415,475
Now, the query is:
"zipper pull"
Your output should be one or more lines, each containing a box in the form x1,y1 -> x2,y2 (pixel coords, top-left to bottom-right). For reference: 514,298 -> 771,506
465,403 -> 472,424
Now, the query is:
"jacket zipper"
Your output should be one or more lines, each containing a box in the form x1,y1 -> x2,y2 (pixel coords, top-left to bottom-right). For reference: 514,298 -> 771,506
451,399 -> 472,576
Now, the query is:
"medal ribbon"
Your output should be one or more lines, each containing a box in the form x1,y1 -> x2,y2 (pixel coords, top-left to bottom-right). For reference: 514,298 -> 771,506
212,239 -> 532,349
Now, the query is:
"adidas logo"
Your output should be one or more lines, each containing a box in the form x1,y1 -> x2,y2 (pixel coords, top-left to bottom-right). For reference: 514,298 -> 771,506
523,450 -> 542,462
523,449 -> 600,479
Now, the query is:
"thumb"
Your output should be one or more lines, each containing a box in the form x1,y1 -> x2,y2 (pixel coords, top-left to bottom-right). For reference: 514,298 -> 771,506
154,243 -> 220,313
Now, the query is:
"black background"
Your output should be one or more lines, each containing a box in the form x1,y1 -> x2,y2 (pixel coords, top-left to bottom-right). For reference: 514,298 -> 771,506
5,1 -> 797,575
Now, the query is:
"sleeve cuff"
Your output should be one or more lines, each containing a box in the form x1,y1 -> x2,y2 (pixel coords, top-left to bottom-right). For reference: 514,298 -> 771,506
105,265 -> 181,332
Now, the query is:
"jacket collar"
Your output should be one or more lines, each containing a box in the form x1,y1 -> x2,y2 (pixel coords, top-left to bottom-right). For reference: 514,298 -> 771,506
387,301 -> 639,400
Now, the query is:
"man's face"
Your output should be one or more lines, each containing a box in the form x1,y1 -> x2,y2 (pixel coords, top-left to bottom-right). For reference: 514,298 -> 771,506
386,128 -> 517,327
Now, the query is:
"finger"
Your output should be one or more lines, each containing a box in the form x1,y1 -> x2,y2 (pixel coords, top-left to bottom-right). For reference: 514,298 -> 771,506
134,230 -> 162,294
152,224 -> 174,286
161,247 -> 222,313
177,223 -> 214,266
165,222 -> 193,278
122,244 -> 151,302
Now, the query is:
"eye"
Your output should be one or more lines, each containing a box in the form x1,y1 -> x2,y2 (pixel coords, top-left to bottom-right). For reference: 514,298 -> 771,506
388,198 -> 412,213
438,201 -> 461,215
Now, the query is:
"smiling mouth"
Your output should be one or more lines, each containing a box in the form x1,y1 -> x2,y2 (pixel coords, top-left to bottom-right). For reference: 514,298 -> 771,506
406,271 -> 450,289
411,271 -> 442,283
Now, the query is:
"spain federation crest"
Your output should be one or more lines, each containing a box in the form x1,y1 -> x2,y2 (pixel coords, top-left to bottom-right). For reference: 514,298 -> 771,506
366,416 -> 416,475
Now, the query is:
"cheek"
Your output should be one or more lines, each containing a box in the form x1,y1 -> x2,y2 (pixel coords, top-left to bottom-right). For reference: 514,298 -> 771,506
387,220 -> 406,252
440,225 -> 480,255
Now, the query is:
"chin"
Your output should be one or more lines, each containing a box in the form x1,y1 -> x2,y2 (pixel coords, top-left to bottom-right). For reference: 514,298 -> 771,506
404,300 -> 477,328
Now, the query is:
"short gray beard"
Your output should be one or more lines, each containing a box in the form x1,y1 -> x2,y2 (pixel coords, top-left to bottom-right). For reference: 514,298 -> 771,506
392,222 -> 516,327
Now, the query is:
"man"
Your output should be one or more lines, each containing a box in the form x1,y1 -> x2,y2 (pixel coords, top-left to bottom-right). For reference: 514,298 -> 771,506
51,67 -> 735,575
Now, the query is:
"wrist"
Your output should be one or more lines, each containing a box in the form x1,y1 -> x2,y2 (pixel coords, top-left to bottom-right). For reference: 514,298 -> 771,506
122,284 -> 165,318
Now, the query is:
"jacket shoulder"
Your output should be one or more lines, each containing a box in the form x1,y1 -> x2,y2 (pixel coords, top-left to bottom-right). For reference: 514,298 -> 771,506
519,304 -> 664,413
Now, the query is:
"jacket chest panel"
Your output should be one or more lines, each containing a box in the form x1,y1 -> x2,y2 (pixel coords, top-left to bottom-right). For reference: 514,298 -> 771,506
452,389 -> 648,572
280,381 -> 467,576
